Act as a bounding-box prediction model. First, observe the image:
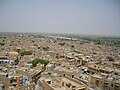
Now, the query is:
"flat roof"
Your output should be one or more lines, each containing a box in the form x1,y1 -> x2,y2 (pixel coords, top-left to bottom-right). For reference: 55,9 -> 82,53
44,77 -> 86,90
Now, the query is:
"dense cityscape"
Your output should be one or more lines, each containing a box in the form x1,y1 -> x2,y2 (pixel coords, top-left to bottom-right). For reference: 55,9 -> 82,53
0,33 -> 120,90
0,0 -> 120,90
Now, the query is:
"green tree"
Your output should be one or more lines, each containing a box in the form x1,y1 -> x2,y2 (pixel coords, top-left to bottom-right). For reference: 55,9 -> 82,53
32,58 -> 49,67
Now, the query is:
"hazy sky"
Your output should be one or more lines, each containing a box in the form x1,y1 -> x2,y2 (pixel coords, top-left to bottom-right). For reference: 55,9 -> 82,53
0,0 -> 120,36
